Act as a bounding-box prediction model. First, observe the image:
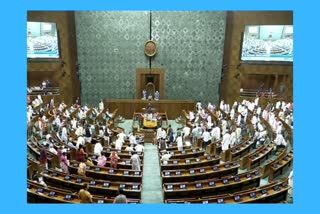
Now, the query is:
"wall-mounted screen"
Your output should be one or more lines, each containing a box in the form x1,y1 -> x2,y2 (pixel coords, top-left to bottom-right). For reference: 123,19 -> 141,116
240,25 -> 293,62
27,22 -> 60,58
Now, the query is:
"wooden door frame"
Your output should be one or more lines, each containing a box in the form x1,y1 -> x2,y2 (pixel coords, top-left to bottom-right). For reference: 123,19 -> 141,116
136,68 -> 165,99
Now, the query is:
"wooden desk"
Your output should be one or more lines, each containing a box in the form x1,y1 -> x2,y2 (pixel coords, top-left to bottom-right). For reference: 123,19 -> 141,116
165,180 -> 290,204
229,140 -> 255,161
104,99 -> 195,119
160,155 -> 220,170
41,169 -> 142,199
247,144 -> 274,170
163,169 -> 261,200
68,161 -> 142,182
161,161 -> 239,183
268,151 -> 293,182
143,118 -> 157,128
27,180 -> 141,203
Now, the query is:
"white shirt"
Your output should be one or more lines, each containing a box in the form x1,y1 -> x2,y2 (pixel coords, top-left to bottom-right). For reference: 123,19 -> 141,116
235,127 -> 242,143
71,119 -> 77,130
117,132 -> 126,143
221,120 -> 227,135
161,153 -> 171,161
156,127 -> 162,140
230,132 -> 237,146
161,130 -> 167,139
115,138 -> 123,150
221,133 -> 231,151
256,107 -> 261,116
94,142 -> 103,156
64,109 -> 70,118
202,131 -> 211,142
189,111 -> 195,121
207,103 -> 214,112
254,97 -> 259,107
251,115 -> 258,126
125,146 -> 134,152
176,136 -> 183,148
75,126 -> 84,136
183,126 -> 191,137
99,101 -> 104,112
207,115 -> 212,128
76,136 -> 85,149
211,126 -> 221,141
129,135 -> 137,146
61,127 -> 68,139
230,109 -> 235,120
274,133 -> 287,146
135,144 -> 144,152
220,100 -> 224,111
196,102 -> 202,110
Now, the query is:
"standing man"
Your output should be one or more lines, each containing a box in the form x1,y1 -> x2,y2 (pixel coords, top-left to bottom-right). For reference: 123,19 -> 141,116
201,129 -> 212,149
175,132 -> 183,151
221,130 -> 231,152
130,151 -> 141,171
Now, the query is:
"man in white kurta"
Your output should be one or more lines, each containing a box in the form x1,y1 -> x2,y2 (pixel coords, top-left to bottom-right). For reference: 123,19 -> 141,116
75,125 -> 84,137
130,152 -> 141,171
206,114 -> 213,129
94,141 -> 103,156
99,100 -> 104,113
129,133 -> 137,147
235,126 -> 242,144
76,135 -> 85,150
182,125 -> 191,140
115,136 -> 123,151
274,133 -> 287,147
221,131 -> 231,151
201,129 -> 212,149
175,134 -> 184,151
61,125 -> 68,144
189,111 -> 195,121
219,100 -> 225,111
156,127 -> 162,140
211,126 -> 221,141
221,119 -> 228,135
135,144 -> 144,152
229,130 -> 237,147
117,131 -> 126,144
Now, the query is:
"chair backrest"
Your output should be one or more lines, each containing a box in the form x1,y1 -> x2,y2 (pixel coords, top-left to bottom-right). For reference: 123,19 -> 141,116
146,82 -> 155,97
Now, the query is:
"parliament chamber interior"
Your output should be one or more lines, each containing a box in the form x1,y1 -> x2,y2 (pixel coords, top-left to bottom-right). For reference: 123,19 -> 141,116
27,10 -> 293,204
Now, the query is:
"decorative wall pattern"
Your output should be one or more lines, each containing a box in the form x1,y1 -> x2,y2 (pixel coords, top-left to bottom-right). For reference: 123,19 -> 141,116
75,11 -> 226,105
151,11 -> 226,104
75,11 -> 150,105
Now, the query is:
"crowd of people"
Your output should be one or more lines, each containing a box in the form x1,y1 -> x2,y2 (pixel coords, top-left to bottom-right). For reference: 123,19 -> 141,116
28,94 -> 293,203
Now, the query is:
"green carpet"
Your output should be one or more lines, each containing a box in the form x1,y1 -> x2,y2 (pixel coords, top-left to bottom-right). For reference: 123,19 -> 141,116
141,143 -> 164,203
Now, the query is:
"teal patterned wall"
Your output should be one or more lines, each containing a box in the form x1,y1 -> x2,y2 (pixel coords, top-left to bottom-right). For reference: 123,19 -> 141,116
151,11 -> 226,104
75,11 -> 226,105
75,11 -> 150,105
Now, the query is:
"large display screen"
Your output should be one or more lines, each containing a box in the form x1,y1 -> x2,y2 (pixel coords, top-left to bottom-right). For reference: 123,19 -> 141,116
27,22 -> 60,58
240,25 -> 293,62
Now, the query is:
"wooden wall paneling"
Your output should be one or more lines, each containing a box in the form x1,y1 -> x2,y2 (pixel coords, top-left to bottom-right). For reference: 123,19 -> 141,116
27,11 -> 80,105
221,11 -> 293,104
104,99 -> 195,120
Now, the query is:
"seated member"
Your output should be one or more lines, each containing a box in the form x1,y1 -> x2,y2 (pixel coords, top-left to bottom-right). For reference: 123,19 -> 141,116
77,183 -> 93,203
